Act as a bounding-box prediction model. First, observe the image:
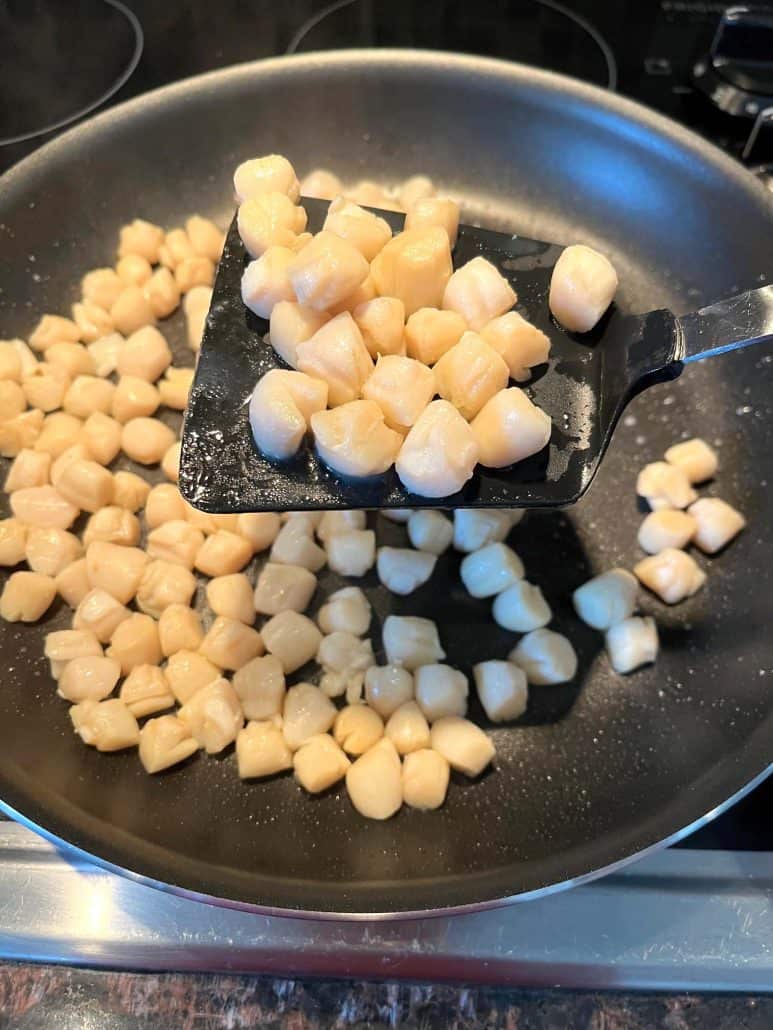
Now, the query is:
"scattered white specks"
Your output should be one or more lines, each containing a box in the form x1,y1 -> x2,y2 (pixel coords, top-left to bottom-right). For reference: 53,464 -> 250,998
623,414 -> 636,427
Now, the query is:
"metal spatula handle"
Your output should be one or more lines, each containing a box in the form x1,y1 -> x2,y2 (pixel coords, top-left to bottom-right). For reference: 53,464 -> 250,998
676,284 -> 773,363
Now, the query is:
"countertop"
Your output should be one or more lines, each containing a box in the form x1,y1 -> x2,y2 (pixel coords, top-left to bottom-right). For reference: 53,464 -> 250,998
1,964 -> 772,1029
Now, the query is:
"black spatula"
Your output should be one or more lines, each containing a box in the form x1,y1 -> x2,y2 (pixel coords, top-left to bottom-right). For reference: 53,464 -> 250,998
180,198 -> 773,514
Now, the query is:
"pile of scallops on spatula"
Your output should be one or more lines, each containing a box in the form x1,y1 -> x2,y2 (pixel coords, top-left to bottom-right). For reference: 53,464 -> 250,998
237,154 -> 618,498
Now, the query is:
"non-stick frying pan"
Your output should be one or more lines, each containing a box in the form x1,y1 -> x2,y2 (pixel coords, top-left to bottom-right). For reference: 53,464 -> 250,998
0,51 -> 772,917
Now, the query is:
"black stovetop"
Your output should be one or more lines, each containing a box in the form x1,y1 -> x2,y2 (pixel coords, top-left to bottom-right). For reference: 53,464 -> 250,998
1,0 -> 771,851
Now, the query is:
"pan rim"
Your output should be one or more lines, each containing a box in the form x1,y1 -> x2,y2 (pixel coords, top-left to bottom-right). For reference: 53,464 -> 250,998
1,49 -> 772,917
0,760 -> 770,922
1,48 -> 770,207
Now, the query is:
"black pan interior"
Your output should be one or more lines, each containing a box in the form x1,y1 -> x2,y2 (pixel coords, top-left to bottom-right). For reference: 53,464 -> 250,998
0,52 -> 771,914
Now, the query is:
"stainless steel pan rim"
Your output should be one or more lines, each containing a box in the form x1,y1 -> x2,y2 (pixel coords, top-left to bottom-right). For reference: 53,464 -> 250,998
3,760 -> 771,922
1,49 -> 767,209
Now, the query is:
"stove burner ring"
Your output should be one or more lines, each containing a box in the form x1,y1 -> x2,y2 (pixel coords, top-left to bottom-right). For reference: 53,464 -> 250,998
286,0 -> 618,92
0,0 -> 143,147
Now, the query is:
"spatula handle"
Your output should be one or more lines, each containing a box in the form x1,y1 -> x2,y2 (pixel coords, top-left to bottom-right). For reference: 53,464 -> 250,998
675,285 -> 773,364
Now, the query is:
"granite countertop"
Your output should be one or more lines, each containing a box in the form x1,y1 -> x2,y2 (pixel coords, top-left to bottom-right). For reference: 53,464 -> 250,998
0,965 -> 769,1029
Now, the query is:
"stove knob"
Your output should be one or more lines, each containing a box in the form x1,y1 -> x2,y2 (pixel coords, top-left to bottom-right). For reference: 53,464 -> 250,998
693,5 -> 773,119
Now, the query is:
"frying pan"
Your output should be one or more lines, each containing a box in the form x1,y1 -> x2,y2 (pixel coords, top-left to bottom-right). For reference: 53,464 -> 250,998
0,51 -> 772,917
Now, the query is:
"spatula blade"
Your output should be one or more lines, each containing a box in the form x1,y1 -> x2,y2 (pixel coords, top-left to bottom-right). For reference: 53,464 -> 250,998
180,198 -> 606,513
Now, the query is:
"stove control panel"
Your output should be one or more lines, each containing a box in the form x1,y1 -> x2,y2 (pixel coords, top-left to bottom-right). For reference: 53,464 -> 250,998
693,5 -> 773,118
